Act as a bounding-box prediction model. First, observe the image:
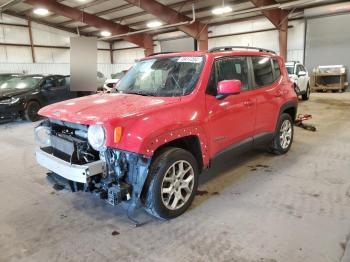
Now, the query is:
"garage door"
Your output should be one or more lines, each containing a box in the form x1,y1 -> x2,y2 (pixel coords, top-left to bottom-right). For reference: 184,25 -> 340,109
305,13 -> 350,85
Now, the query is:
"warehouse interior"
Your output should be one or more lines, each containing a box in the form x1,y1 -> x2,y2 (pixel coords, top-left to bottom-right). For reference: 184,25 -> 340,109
0,0 -> 350,261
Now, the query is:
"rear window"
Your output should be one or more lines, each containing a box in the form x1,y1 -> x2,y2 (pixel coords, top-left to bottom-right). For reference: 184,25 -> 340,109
251,56 -> 274,87
272,59 -> 281,80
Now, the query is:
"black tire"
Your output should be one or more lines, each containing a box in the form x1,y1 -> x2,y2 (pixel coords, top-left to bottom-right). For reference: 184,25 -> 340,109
24,101 -> 41,122
302,84 -> 310,100
269,113 -> 294,155
144,147 -> 199,220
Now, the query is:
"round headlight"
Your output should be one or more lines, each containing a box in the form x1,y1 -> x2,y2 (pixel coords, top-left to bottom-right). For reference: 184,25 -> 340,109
35,126 -> 51,147
87,124 -> 106,151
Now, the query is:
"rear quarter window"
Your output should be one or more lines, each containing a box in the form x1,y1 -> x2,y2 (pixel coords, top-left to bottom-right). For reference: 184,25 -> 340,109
272,59 -> 281,80
251,56 -> 274,87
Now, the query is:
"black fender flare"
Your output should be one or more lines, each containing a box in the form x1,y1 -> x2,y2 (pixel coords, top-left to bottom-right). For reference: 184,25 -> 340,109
278,101 -> 298,122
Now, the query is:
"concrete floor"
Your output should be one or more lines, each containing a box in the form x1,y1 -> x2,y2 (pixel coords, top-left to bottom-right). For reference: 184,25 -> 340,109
1,93 -> 350,262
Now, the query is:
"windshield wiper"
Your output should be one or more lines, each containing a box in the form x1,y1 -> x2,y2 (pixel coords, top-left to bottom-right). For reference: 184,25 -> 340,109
125,91 -> 154,96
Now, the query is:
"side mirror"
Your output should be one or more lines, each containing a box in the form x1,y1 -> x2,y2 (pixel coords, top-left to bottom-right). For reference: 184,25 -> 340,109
216,80 -> 241,99
298,71 -> 306,77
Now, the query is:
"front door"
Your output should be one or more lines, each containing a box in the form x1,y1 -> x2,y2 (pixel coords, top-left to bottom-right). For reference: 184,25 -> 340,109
205,56 -> 256,156
41,76 -> 69,104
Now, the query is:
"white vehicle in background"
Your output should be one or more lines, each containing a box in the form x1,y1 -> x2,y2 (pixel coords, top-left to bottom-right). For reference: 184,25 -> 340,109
285,61 -> 311,100
103,71 -> 126,92
97,71 -> 106,90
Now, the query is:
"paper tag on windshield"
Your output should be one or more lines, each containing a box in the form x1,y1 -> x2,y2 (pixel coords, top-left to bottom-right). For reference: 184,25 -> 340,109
177,57 -> 202,63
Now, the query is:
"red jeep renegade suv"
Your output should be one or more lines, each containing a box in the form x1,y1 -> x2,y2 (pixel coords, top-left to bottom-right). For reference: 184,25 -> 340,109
34,46 -> 297,220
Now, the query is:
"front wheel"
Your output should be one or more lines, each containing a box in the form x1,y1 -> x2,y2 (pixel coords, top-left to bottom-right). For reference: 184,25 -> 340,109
302,84 -> 310,100
24,101 -> 41,122
269,113 -> 294,155
144,147 -> 199,220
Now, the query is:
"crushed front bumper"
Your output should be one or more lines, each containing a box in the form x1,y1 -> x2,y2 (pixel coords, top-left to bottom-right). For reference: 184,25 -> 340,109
35,147 -> 104,183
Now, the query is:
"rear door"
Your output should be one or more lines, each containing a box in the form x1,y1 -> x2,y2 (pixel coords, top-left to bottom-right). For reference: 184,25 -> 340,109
205,56 -> 256,156
249,56 -> 282,135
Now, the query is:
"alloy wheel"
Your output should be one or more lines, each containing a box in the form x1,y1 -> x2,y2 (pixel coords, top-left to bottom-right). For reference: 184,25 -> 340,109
279,119 -> 292,149
161,160 -> 194,210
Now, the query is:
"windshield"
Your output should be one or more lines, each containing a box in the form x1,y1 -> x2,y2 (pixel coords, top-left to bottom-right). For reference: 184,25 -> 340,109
0,76 -> 43,91
116,56 -> 204,97
286,66 -> 294,75
0,74 -> 20,83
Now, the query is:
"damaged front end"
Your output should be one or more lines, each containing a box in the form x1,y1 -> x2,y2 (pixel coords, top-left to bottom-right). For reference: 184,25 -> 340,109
35,119 -> 151,212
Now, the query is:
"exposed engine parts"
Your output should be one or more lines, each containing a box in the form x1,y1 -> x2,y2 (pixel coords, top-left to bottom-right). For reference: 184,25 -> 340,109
38,119 -> 151,215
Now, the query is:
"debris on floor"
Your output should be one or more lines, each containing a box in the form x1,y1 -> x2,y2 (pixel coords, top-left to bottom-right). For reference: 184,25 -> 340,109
111,231 -> 120,236
295,114 -> 317,131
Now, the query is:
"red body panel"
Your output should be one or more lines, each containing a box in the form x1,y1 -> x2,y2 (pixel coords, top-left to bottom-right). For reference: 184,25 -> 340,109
39,51 -> 297,167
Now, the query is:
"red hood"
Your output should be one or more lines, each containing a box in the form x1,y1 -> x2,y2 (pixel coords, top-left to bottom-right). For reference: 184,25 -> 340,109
39,93 -> 180,124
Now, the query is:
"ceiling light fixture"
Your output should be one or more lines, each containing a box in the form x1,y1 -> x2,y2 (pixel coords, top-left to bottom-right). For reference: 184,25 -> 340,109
33,7 -> 49,16
147,21 -> 163,28
212,6 -> 233,15
100,31 -> 111,37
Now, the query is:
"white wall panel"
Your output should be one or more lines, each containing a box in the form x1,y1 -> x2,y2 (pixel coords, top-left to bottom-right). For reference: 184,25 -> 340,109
113,47 -> 144,69
0,25 -> 30,44
0,46 -> 7,62
113,41 -> 138,49
0,14 -> 27,25
31,22 -> 72,46
5,46 -> 32,63
98,50 -> 110,63
97,41 -> 109,49
52,49 -> 70,63
34,48 -> 54,63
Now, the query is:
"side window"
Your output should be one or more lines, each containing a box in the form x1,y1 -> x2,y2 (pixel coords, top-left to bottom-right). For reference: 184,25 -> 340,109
272,59 -> 281,80
57,77 -> 66,87
216,57 -> 249,91
43,77 -> 55,88
206,56 -> 249,96
296,65 -> 302,75
251,56 -> 274,87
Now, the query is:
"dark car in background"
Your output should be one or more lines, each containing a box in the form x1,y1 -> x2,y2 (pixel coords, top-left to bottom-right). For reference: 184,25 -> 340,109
0,74 -> 74,122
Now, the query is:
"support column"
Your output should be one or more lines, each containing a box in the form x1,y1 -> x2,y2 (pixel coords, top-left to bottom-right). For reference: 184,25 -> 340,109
278,18 -> 288,61
197,26 -> 208,51
28,20 -> 35,63
109,42 -> 114,64
143,35 -> 154,56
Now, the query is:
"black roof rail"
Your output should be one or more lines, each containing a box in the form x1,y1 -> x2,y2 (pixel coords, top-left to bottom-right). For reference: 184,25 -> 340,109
147,52 -> 174,57
208,46 -> 276,54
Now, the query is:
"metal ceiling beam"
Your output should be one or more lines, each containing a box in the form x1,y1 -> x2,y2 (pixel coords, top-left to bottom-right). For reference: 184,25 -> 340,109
86,0 -> 248,37
3,9 -> 88,35
249,0 -> 288,59
123,0 -> 208,51
0,0 -> 24,11
24,0 -> 154,54
58,2 -> 133,26
45,0 -> 107,20
19,0 -> 64,16
77,0 -> 200,32
249,0 -> 288,28
127,0 -> 247,29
